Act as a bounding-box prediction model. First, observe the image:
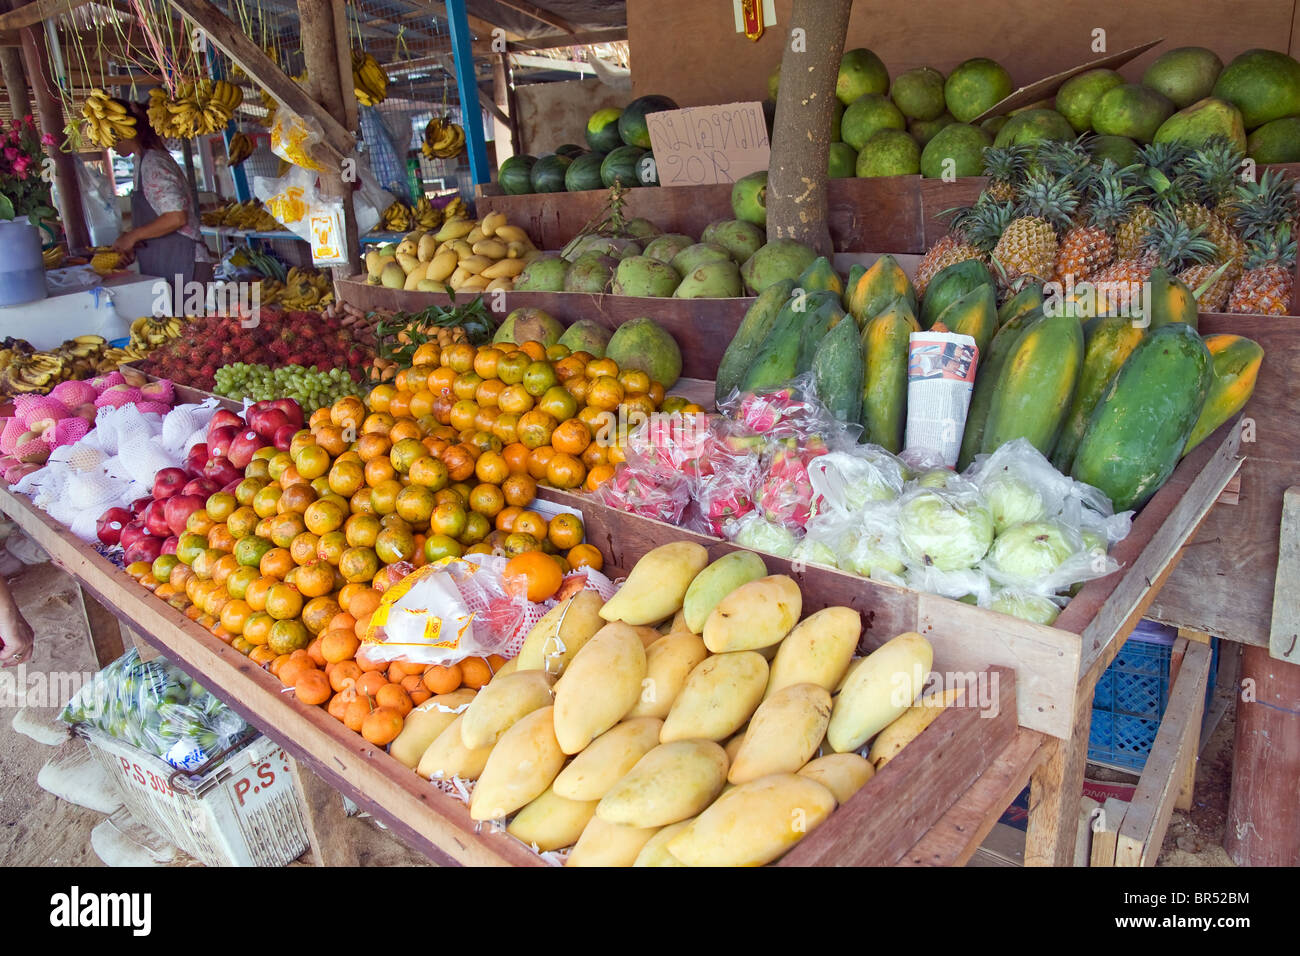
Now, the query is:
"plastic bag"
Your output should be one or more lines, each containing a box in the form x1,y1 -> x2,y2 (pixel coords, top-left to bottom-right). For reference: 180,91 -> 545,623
906,564 -> 993,606
359,104 -> 411,204
254,165 -> 318,242
987,587 -> 1065,625
723,511 -> 799,558
74,158 -> 123,247
59,650 -> 248,770
720,373 -> 862,449
594,463 -> 693,525
807,446 -> 908,518
896,481 -> 995,573
270,110 -> 326,171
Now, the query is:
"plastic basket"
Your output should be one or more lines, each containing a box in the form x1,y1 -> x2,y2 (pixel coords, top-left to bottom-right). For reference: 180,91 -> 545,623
1088,621 -> 1217,772
74,725 -> 310,867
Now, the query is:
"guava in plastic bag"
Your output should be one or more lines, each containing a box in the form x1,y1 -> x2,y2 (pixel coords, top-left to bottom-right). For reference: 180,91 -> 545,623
906,564 -> 994,605
807,445 -> 907,517
898,486 -> 994,571
966,439 -> 1073,533
989,588 -> 1064,625
724,511 -> 799,558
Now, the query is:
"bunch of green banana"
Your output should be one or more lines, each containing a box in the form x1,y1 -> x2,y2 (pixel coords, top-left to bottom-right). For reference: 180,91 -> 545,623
227,131 -> 254,165
352,51 -> 389,107
82,89 -> 136,148
421,115 -> 465,160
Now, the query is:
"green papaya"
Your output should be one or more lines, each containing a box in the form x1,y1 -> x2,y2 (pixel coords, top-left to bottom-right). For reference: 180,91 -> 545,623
843,263 -> 866,312
1050,316 -> 1147,473
1072,324 -> 1212,511
716,279 -> 797,402
796,256 -> 844,297
920,259 -> 994,329
796,297 -> 849,375
741,291 -> 837,393
1145,267 -> 1198,330
1183,334 -> 1263,454
934,283 -> 998,356
981,311 -> 1084,457
956,306 -> 1042,469
812,314 -> 864,425
860,296 -> 919,452
998,282 -> 1045,327
848,254 -> 916,326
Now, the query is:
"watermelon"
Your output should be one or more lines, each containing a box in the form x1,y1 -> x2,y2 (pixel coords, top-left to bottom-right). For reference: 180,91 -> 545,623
587,108 -> 624,152
637,152 -> 660,186
601,146 -> 648,188
555,143 -> 587,160
619,94 -> 679,148
498,154 -> 536,195
530,154 -> 573,193
565,152 -> 606,191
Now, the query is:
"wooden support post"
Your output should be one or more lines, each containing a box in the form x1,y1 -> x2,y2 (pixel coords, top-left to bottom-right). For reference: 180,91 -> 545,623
1225,645 -> 1300,866
1025,680 -> 1096,866
490,52 -> 517,162
1088,797 -> 1128,866
290,756 -> 360,866
298,0 -> 359,279
15,0 -> 89,251
0,44 -> 29,116
77,583 -> 125,667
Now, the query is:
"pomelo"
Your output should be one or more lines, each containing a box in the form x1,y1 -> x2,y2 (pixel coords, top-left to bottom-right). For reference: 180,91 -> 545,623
1090,83 -> 1176,143
828,141 -> 858,178
837,49 -> 890,105
1247,116 -> 1300,163
1154,97 -> 1247,153
1142,47 -> 1224,109
945,58 -> 1014,123
1054,68 -> 1123,132
992,108 -> 1075,148
856,130 -> 920,177
841,94 -> 906,151
1212,49 -> 1300,128
891,67 -> 947,121
920,122 -> 994,178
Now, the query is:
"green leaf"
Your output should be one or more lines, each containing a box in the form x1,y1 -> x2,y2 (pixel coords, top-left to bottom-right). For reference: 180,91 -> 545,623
0,195 -> 14,221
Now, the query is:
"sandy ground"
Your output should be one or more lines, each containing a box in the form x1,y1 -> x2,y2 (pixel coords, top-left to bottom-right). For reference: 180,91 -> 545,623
1,560 -> 1238,868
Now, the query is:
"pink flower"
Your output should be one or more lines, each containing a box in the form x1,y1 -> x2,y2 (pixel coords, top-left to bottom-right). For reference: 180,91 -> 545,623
9,120 -> 18,133
3,146 -> 16,161
40,133 -> 55,147
8,129 -> 19,144
12,155 -> 29,178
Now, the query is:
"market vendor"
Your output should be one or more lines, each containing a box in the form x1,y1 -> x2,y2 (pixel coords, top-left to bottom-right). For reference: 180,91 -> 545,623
109,100 -> 214,291
0,577 -> 33,667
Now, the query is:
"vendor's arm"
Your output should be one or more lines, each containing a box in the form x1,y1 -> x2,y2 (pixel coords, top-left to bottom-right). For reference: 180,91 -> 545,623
113,210 -> 188,253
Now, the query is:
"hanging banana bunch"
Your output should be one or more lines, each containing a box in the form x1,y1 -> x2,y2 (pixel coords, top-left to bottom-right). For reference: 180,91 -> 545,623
352,50 -> 389,107
148,79 -> 244,140
227,131 -> 254,165
421,115 -> 465,160
82,89 -> 137,148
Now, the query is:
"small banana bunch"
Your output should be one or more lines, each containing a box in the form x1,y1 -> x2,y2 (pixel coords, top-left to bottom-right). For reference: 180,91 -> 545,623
278,267 -> 335,309
421,115 -> 465,160
227,131 -> 254,165
42,245 -> 65,270
380,201 -> 413,232
149,79 -> 243,139
412,197 -> 443,230
91,248 -> 125,275
202,200 -> 284,232
128,315 -> 186,351
352,51 -> 389,107
82,89 -> 136,148
0,336 -> 122,396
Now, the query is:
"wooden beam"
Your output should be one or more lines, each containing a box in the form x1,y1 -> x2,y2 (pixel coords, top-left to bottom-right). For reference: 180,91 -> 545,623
330,0 -> 357,133
1088,797 -> 1128,866
0,0 -> 91,31
161,0 -> 354,159
477,84 -> 507,127
1269,486 -> 1300,663
491,0 -> 577,34
507,26 -> 626,51
291,758 -> 361,866
0,42 -> 28,114
77,584 -> 125,668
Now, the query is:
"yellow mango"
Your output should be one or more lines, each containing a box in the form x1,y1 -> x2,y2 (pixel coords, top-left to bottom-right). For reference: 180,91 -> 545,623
596,740 -> 729,828
424,249 -> 459,282
867,687 -> 962,769
481,257 -> 526,279
683,551 -> 767,633
764,606 -> 861,700
416,712 -> 493,781
660,651 -> 768,743
827,632 -> 933,753
389,688 -> 476,768
493,223 -> 530,244
470,706 -> 566,821
458,254 -> 493,275
506,786 -> 598,852
798,752 -> 875,803
565,817 -> 660,867
632,819 -> 693,867
702,575 -> 802,653
459,670 -> 554,749
553,622 -> 647,754
515,589 -> 605,677
626,632 -> 708,719
479,211 -> 507,236
723,729 -> 747,764
599,542 -> 710,626
472,238 -> 509,259
667,773 -> 836,866
552,716 -> 663,801
728,683 -> 831,784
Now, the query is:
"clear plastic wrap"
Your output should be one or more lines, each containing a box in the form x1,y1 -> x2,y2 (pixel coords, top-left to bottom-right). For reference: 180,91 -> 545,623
59,650 -> 248,770
269,111 -> 326,172
807,445 -> 909,517
723,511 -> 799,559
988,588 -> 1065,625
594,464 -> 694,525
897,483 -> 995,572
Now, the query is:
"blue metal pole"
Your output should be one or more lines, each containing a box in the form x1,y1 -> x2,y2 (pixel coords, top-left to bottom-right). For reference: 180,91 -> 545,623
206,52 -> 251,201
444,0 -> 490,185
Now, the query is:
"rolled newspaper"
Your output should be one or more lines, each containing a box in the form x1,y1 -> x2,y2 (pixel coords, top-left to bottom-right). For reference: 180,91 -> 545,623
904,329 -> 979,468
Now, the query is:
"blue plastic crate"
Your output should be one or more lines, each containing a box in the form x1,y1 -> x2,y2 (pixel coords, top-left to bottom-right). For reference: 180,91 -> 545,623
1087,621 -> 1217,772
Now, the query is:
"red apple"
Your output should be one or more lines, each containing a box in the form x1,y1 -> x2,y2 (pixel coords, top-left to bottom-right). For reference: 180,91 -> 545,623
163,494 -> 206,537
151,467 -> 188,501
272,423 -> 298,452
129,496 -> 152,518
124,534 -> 163,565
207,425 -> 238,459
96,506 -> 132,546
249,406 -> 289,441
220,478 -> 242,495
161,535 -> 179,556
202,454 -> 242,486
268,398 -> 304,429
143,499 -> 172,538
227,429 -> 264,469
207,409 -> 242,437
185,442 -> 209,474
182,477 -> 219,498
119,520 -> 149,553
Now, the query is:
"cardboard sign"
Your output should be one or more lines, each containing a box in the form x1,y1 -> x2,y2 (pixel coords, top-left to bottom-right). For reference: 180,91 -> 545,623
309,202 -> 348,267
645,102 -> 770,186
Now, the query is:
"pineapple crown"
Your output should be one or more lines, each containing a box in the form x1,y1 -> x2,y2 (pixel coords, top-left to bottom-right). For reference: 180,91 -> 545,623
1230,169 -> 1300,241
1176,137 -> 1248,208
1140,204 -> 1219,271
981,144 -> 1031,185
950,197 -> 1016,253
1031,136 -> 1093,189
1014,168 -> 1080,233
1243,224 -> 1297,272
1138,141 -> 1194,177
1086,161 -> 1146,232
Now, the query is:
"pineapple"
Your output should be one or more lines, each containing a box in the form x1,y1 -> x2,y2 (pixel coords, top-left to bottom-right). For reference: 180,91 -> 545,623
1113,142 -> 1190,260
1092,205 -> 1217,314
1172,139 -> 1249,296
991,169 -> 1078,288
982,144 -> 1032,203
1227,227 -> 1295,315
1052,161 -> 1140,284
914,198 -> 1012,296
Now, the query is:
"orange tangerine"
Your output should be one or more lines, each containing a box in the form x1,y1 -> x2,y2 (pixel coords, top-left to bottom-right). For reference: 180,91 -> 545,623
567,543 -> 603,571
545,452 -> 586,490
265,582 -> 304,621
423,663 -> 463,695
501,473 -> 537,508
526,446 -> 556,481
362,707 -> 404,745
585,463 -> 616,491
459,656 -> 494,689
